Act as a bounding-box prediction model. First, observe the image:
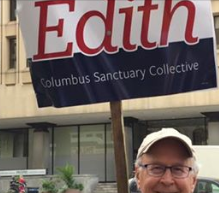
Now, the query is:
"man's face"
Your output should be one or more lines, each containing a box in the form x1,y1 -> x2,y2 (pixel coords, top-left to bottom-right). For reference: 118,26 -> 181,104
135,138 -> 197,193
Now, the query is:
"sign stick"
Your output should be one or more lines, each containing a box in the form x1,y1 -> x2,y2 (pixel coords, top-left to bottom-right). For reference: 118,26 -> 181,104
110,101 -> 129,193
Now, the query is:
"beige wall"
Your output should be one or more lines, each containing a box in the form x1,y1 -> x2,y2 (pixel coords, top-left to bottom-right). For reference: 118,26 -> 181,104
1,1 -> 219,121
212,1 -> 219,14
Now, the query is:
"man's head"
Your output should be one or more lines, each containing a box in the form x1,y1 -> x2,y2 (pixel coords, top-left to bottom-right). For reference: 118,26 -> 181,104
135,128 -> 199,193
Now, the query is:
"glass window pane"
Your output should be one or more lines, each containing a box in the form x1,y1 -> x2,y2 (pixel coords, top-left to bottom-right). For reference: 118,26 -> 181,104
212,183 -> 219,193
195,181 -> 205,193
146,118 -> 206,145
80,125 -> 105,181
54,126 -> 78,174
106,124 -> 116,182
214,16 -> 219,48
10,0 -> 17,21
9,37 -> 16,69
0,130 -> 27,170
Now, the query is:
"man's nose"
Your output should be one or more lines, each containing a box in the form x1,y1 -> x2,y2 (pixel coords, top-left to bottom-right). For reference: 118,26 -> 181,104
160,168 -> 174,185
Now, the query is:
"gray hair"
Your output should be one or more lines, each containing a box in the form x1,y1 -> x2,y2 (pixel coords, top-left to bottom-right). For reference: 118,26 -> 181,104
192,157 -> 199,175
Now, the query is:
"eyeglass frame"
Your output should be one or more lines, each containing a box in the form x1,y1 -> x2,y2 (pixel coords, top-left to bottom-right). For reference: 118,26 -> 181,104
138,163 -> 193,179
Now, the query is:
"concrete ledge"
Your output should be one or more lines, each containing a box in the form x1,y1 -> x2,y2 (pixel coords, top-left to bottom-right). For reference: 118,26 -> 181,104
0,169 -> 46,177
0,174 -> 98,193
73,174 -> 99,193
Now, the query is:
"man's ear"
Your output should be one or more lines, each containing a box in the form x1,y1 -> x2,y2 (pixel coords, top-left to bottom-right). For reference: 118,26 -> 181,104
191,176 -> 198,193
135,166 -> 141,189
135,166 -> 139,178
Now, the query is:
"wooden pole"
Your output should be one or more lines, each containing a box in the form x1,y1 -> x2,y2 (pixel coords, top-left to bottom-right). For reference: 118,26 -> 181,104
110,101 -> 129,193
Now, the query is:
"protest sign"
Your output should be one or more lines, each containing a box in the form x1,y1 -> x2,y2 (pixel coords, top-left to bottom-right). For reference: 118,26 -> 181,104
17,0 -> 217,108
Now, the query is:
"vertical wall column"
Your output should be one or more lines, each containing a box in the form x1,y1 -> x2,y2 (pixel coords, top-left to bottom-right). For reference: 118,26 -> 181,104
31,129 -> 49,169
27,122 -> 55,173
29,128 -> 50,170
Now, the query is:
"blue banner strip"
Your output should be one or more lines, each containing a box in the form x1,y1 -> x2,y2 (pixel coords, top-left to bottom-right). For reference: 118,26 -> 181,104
30,38 -> 217,107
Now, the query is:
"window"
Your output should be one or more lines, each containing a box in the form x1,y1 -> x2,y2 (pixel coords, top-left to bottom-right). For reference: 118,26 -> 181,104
26,59 -> 31,68
106,124 -> 116,182
80,125 -> 105,181
10,0 -> 17,21
53,124 -> 115,181
144,118 -> 207,145
54,126 -> 79,174
9,37 -> 16,69
0,129 -> 28,170
194,180 -> 219,193
212,182 -> 219,193
214,16 -> 219,48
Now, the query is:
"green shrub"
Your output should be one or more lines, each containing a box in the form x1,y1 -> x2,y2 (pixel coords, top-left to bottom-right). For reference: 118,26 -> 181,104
41,178 -> 58,193
57,163 -> 84,192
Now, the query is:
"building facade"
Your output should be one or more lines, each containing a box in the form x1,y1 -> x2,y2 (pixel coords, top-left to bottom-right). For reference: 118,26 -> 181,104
1,0 -> 219,182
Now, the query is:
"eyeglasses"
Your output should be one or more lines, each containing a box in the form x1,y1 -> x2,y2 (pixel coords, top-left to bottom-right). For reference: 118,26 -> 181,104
138,164 -> 193,179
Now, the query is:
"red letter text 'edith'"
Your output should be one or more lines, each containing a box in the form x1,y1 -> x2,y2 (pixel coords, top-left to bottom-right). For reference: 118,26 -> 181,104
33,0 -> 198,61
